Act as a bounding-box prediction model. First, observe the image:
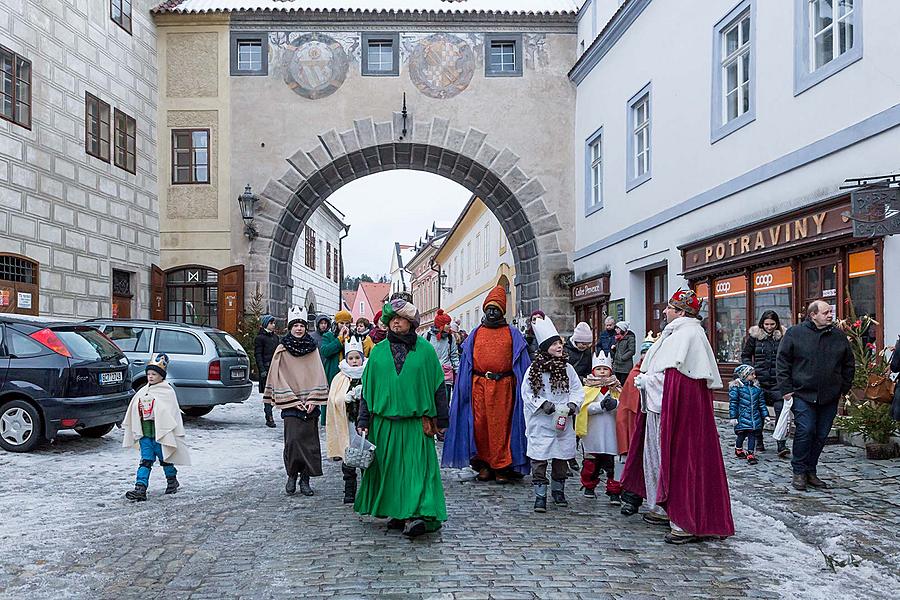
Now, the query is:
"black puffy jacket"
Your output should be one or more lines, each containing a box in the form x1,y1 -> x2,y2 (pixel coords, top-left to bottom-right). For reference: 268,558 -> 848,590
564,339 -> 593,379
740,326 -> 784,393
253,328 -> 280,377
776,320 -> 854,405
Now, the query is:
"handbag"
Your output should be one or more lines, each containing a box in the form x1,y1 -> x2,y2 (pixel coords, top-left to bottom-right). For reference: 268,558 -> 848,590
344,429 -> 376,470
865,373 -> 896,404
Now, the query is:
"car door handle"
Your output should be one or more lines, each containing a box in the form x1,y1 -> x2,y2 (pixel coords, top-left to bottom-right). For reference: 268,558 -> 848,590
132,360 -> 144,365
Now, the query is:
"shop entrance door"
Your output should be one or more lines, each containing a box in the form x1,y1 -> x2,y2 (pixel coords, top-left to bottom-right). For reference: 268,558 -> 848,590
645,266 -> 668,335
800,257 -> 841,322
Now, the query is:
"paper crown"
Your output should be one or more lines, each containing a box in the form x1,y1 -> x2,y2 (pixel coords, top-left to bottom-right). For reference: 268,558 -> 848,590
668,289 -> 703,316
591,351 -> 613,370
146,353 -> 169,374
287,305 -> 308,325
641,331 -> 658,354
531,315 -> 560,345
344,337 -> 364,357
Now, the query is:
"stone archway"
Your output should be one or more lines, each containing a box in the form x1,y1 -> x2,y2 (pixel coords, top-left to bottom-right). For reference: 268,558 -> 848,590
250,114 -> 569,322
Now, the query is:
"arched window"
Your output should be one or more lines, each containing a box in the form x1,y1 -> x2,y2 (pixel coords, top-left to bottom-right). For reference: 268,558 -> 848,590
0,253 -> 39,315
166,267 -> 218,328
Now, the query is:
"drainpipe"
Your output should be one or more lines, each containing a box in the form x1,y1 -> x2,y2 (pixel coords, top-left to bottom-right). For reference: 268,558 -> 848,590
339,223 -> 350,311
429,255 -> 441,311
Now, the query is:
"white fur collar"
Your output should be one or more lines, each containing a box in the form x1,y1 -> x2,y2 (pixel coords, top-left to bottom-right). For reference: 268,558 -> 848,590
748,325 -> 785,341
641,317 -> 722,389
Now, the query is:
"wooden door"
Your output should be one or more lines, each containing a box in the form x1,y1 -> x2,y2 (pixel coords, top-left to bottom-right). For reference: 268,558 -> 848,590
150,265 -> 166,321
799,256 -> 841,322
217,264 -> 245,335
645,266 -> 668,335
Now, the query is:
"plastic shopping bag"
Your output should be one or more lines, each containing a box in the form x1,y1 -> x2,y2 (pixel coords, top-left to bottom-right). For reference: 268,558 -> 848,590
772,396 -> 794,441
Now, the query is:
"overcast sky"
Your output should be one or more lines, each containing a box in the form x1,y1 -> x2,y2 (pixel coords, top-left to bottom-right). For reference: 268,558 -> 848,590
329,170 -> 471,278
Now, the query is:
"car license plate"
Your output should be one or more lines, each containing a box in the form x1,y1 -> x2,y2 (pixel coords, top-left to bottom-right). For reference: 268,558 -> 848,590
231,368 -> 246,380
99,371 -> 123,385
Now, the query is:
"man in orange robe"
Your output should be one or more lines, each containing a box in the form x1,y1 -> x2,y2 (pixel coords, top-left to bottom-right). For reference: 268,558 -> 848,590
442,286 -> 531,482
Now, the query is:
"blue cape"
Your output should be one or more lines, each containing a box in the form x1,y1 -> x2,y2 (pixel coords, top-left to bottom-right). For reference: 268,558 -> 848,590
441,324 -> 532,474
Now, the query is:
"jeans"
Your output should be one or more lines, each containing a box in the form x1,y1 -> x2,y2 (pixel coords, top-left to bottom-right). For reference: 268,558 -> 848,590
790,397 -> 839,475
136,436 -> 176,487
736,429 -> 761,453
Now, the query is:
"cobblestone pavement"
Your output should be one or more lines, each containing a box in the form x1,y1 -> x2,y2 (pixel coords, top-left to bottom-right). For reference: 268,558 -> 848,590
1,391 -> 898,599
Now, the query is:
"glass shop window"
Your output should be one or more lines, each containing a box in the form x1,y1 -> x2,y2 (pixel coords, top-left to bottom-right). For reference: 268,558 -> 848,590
714,275 -> 747,363
848,249 -> 876,323
752,266 -> 793,327
694,282 -> 711,337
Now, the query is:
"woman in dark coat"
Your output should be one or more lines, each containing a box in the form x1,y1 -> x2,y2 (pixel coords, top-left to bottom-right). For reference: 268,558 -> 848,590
741,310 -> 787,456
612,322 -> 636,385
254,315 -> 280,428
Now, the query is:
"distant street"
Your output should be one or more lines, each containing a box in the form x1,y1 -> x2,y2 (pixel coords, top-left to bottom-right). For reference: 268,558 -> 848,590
1,391 -> 898,599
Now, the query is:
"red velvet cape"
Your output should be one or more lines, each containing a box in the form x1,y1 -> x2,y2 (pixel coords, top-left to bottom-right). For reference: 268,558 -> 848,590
620,368 -> 735,537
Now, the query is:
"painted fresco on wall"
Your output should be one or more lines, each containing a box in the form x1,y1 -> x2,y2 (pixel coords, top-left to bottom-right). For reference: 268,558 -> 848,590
278,33 -> 350,99
407,33 -> 475,99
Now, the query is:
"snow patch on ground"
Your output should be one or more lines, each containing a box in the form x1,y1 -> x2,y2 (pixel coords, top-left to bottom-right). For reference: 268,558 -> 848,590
729,499 -> 900,599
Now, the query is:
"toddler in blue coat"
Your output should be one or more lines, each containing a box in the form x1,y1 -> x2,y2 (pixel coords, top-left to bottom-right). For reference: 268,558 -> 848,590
729,364 -> 768,465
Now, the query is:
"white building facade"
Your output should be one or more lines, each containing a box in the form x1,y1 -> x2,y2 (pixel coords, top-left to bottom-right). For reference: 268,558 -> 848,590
572,0 -> 900,369
0,0 -> 159,319
290,203 -> 347,319
436,196 -> 515,333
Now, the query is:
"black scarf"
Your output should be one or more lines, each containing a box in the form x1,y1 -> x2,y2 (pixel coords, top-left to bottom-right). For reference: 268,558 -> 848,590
481,313 -> 507,329
280,332 -> 318,357
387,330 -> 418,374
528,350 -> 570,395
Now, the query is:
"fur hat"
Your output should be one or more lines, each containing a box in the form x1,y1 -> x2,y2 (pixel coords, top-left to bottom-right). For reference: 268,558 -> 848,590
287,305 -> 308,328
532,316 -> 561,351
615,320 -> 630,333
668,289 -> 703,317
483,285 -> 507,314
571,321 -> 593,344
592,351 -> 613,371
641,331 -> 658,354
335,309 -> 353,324
381,298 -> 420,328
260,314 -> 275,329
344,337 -> 364,359
146,353 -> 169,379
434,309 -> 452,329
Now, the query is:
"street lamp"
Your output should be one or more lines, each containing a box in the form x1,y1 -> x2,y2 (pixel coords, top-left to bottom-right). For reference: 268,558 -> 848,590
238,184 -> 259,241
440,270 -> 453,293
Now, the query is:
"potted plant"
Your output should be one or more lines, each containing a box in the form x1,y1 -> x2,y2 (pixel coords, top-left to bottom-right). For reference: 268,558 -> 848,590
835,401 -> 899,460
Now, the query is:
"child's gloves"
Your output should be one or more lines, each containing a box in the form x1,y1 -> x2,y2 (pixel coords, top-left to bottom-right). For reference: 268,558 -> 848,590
566,402 -> 578,416
600,395 -> 618,412
541,401 -> 556,415
729,418 -> 738,426
633,374 -> 645,390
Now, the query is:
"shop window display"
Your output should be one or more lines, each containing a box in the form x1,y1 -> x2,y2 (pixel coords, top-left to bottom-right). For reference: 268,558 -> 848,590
752,266 -> 793,327
714,275 -> 747,362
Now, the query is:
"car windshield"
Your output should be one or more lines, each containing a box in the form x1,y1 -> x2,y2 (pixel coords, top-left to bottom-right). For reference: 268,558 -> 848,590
206,332 -> 246,358
55,328 -> 125,361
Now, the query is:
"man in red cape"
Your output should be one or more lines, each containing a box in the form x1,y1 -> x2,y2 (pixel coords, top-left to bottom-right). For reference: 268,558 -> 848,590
620,289 -> 734,544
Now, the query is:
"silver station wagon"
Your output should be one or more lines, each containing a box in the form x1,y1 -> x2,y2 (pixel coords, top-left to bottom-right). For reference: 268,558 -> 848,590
87,319 -> 252,417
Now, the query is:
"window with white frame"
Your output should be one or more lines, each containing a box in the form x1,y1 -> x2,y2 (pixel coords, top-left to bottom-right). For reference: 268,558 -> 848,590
466,241 -> 472,277
238,41 -> 262,72
362,33 -> 399,76
809,0 -> 855,70
722,12 -> 751,123
794,0 -> 862,94
626,85 -> 651,190
483,224 -> 490,268
475,233 -> 481,274
485,34 -> 523,77
587,131 -> 603,211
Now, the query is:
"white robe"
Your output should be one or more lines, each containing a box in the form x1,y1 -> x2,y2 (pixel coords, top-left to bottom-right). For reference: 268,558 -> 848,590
122,380 -> 191,465
581,390 -> 619,455
521,364 -> 583,461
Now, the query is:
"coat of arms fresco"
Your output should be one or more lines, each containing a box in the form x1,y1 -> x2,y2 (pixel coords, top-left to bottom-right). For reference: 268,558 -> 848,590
408,33 -> 475,99
280,33 -> 350,100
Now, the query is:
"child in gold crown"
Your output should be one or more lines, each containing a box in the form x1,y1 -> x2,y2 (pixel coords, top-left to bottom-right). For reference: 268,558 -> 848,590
122,353 -> 191,501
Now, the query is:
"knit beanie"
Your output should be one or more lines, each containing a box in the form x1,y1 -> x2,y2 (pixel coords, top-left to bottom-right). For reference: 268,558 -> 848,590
571,321 -> 593,344
146,353 -> 169,379
733,364 -> 755,381
261,315 -> 275,329
434,309 -> 452,329
483,285 -> 507,314
335,309 -> 353,324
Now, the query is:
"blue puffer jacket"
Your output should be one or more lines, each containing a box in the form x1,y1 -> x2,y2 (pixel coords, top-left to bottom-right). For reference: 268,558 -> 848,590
728,380 -> 768,432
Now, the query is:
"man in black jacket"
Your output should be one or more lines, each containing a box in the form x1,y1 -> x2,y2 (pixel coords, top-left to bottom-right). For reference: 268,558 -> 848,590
776,300 -> 854,491
254,315 -> 280,428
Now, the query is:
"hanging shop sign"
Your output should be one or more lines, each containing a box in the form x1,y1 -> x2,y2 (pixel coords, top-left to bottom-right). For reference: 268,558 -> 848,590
570,275 -> 610,303
681,199 -> 853,275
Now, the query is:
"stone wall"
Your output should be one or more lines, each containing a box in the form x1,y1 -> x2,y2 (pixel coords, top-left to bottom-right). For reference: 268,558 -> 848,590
0,0 -> 159,317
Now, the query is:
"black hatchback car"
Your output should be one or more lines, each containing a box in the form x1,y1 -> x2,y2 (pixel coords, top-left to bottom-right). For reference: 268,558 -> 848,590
0,315 -> 132,452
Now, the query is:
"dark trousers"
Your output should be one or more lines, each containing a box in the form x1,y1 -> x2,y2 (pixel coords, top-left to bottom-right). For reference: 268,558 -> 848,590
259,378 -> 273,420
791,398 -> 838,475
341,463 -> 357,482
531,459 -> 569,484
736,429 -> 761,453
755,390 -> 782,447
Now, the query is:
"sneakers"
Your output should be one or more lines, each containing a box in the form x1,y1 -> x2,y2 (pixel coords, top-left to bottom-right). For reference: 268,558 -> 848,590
806,473 -> 829,488
792,473 -> 808,491
746,454 -> 758,465
164,476 -> 180,494
125,483 -> 147,502
642,512 -> 670,526
734,448 -> 747,459
582,487 -> 596,498
607,493 -> 622,506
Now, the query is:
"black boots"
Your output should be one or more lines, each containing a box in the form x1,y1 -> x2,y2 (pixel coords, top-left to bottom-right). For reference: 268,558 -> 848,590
265,416 -> 276,428
620,491 -> 643,516
285,475 -> 297,495
125,483 -> 147,501
777,440 -> 791,458
165,476 -> 180,495
343,476 -> 357,504
792,473 -> 808,491
550,480 -> 568,507
298,473 -> 314,496
534,484 -> 547,513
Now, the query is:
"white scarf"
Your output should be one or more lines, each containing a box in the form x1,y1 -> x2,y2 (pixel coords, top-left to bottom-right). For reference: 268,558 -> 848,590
640,316 -> 722,389
339,358 -> 366,380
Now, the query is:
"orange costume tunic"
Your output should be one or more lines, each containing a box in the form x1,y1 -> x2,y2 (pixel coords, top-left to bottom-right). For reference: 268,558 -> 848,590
471,326 -> 515,470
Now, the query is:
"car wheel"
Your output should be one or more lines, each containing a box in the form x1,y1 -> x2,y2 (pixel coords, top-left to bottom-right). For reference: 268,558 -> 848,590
77,423 -> 115,438
0,400 -> 43,453
181,406 -> 214,417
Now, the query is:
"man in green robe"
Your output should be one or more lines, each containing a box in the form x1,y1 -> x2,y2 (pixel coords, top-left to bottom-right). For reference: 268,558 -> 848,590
354,298 -> 449,538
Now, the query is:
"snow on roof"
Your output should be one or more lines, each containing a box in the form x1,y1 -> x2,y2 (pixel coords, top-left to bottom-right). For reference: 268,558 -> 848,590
153,0 -> 581,16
